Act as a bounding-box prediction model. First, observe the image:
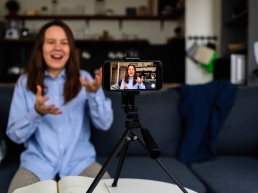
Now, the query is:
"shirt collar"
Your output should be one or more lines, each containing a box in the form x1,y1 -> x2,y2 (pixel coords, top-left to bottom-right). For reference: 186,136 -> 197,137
44,68 -> 66,79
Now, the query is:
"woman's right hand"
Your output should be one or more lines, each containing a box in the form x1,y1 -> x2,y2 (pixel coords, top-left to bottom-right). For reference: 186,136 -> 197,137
124,81 -> 128,89
136,76 -> 144,84
35,85 -> 62,115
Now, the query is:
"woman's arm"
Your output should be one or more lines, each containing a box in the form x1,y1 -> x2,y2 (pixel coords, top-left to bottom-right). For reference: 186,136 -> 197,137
87,89 -> 113,130
6,76 -> 42,144
136,77 -> 146,89
81,70 -> 114,130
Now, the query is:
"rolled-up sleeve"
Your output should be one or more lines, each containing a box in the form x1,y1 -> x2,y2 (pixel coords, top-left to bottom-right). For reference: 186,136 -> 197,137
87,88 -> 113,130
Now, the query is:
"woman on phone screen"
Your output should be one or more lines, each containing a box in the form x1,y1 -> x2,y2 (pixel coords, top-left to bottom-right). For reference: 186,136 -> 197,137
120,64 -> 145,89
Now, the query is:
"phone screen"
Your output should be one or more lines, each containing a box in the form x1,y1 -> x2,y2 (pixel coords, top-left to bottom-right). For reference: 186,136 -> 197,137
102,60 -> 163,91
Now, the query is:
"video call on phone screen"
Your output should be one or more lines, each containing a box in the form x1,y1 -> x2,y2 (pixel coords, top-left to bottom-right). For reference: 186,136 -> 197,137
109,61 -> 157,90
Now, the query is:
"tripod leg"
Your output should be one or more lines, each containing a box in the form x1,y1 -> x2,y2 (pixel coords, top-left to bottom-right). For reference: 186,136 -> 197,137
112,137 -> 130,187
86,129 -> 130,193
132,130 -> 188,193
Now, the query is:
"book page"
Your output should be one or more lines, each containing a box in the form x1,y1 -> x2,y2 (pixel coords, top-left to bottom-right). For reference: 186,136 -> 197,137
58,176 -> 109,193
13,180 -> 57,193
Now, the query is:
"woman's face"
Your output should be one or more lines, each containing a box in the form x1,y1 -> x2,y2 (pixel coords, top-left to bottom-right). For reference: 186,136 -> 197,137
128,66 -> 135,77
43,25 -> 70,78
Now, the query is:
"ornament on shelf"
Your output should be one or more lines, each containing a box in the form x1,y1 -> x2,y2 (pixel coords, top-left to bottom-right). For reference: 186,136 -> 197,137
5,0 -> 20,16
51,0 -> 58,15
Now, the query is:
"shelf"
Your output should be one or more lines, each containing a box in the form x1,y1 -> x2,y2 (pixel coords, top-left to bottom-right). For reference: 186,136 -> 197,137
5,14 -> 179,21
224,10 -> 248,27
228,47 -> 248,55
5,14 -> 180,30
0,38 -> 149,44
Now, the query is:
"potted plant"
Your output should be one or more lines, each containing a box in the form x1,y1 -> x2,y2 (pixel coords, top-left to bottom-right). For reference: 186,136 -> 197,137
5,0 -> 20,16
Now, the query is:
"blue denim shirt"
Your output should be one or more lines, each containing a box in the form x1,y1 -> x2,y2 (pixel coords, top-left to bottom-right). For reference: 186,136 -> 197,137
120,77 -> 146,89
6,69 -> 113,180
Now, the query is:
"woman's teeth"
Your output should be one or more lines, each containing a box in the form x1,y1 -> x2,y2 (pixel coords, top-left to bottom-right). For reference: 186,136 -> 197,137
52,55 -> 62,59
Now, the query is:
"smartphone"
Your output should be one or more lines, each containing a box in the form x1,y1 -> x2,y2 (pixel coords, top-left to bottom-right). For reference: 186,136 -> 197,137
102,60 -> 163,91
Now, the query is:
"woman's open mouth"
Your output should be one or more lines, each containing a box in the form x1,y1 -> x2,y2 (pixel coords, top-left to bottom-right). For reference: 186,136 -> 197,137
51,54 -> 63,60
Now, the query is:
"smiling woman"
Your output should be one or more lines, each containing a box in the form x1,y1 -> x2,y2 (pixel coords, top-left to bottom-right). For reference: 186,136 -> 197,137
120,64 -> 146,89
6,20 -> 113,193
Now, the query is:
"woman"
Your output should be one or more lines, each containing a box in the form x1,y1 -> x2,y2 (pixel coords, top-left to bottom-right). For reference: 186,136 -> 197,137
120,64 -> 145,89
6,20 -> 113,193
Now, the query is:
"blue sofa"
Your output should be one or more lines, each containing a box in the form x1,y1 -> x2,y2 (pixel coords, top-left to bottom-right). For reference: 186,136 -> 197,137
0,85 -> 258,193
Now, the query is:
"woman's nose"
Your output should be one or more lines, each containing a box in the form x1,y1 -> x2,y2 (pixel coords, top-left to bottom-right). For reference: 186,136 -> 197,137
54,43 -> 61,50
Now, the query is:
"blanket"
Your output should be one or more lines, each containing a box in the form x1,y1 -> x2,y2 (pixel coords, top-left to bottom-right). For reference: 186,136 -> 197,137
177,79 -> 237,165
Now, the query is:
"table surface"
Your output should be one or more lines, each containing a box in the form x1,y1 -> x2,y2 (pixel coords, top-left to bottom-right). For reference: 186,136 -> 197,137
102,178 -> 197,193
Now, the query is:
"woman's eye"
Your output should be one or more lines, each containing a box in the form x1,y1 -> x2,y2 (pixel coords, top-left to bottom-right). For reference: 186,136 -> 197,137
62,42 -> 68,45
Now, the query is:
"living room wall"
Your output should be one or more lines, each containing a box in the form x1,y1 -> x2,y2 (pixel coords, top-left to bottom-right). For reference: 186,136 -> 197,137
0,0 -> 182,45
185,0 -> 221,84
0,0 -> 187,84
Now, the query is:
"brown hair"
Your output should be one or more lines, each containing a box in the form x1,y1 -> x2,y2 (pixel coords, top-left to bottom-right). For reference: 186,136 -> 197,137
124,64 -> 137,86
24,20 -> 81,104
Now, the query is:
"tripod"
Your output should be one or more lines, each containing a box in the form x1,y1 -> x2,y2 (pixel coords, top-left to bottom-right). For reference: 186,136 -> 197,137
86,92 -> 188,193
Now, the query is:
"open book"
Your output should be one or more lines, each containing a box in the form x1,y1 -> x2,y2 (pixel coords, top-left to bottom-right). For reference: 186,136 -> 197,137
13,176 -> 109,193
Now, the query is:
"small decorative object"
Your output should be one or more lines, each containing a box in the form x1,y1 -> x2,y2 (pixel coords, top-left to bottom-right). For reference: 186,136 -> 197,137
5,20 -> 20,39
25,9 -> 38,16
138,6 -> 148,16
126,7 -> 136,16
51,0 -> 58,15
148,0 -> 154,15
105,9 -> 114,16
20,28 -> 29,38
94,0 -> 106,15
40,6 -> 49,15
5,0 -> 20,16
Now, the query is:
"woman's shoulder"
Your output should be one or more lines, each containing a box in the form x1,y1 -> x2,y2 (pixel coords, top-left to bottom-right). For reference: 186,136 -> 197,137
16,74 -> 28,88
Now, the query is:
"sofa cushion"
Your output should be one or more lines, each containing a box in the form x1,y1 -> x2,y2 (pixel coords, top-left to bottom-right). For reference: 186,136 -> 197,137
216,86 -> 258,156
0,158 -> 20,193
190,156 -> 258,193
97,156 -> 207,193
91,88 -> 182,157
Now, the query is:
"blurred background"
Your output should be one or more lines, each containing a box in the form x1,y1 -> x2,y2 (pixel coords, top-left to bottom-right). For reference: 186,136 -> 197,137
0,0 -> 257,87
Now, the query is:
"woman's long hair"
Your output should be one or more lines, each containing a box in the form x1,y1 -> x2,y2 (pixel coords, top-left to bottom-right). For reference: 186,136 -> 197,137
24,20 -> 81,104
124,64 -> 137,86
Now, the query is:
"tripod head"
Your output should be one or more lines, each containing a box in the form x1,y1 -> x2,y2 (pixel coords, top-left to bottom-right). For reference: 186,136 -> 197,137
123,50 -> 140,61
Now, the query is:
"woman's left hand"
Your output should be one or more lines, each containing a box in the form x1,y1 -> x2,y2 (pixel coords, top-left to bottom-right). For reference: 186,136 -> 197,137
136,76 -> 144,84
79,67 -> 102,93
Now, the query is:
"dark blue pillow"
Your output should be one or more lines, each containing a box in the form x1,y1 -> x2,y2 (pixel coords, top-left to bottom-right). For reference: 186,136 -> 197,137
177,80 -> 236,165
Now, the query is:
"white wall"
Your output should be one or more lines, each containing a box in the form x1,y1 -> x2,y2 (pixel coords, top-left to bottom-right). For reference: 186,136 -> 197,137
0,0 -> 181,45
185,0 -> 221,84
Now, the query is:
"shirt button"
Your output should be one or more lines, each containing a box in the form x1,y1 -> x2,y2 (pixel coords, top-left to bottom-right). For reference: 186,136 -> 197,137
55,96 -> 58,99
60,144 -> 64,149
58,128 -> 62,132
